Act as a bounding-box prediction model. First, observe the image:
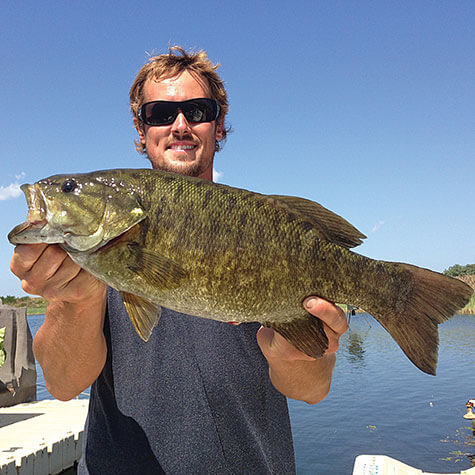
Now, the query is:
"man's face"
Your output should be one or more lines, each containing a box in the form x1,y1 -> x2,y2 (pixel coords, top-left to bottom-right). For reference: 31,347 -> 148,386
134,70 -> 223,180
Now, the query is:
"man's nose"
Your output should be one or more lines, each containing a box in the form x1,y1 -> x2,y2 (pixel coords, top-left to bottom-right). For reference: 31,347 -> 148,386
171,112 -> 192,135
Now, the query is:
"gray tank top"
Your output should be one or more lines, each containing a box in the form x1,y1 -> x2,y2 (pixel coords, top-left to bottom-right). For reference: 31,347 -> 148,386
78,288 -> 296,474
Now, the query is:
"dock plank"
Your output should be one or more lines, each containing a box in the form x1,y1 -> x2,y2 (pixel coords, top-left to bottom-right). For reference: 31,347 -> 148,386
0,399 -> 88,474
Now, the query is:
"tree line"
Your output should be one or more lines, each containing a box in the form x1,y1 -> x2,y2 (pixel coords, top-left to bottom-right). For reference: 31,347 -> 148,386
443,263 -> 475,277
1,295 -> 48,308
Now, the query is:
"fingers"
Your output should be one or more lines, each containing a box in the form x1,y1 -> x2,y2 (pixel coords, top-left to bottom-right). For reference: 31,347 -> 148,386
12,245 -> 68,294
303,297 -> 348,354
30,258 -> 83,301
10,244 -> 104,304
10,243 -> 49,276
304,297 -> 348,334
258,297 -> 349,361
257,326 -> 316,362
48,267 -> 106,304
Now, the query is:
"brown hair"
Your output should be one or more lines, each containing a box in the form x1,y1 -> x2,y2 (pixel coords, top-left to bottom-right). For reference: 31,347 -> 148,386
130,46 -> 230,154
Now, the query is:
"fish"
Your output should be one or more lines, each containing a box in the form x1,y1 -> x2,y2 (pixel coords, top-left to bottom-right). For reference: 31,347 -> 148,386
8,168 -> 472,375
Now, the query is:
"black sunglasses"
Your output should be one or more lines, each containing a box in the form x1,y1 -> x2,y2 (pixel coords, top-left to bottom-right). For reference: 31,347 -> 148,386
138,98 -> 220,126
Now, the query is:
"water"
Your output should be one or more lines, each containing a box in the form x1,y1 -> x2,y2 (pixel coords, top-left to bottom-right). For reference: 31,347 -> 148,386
289,314 -> 475,474
27,314 -> 474,473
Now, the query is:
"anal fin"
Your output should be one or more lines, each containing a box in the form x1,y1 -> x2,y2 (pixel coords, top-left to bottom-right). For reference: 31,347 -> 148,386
265,313 -> 329,358
121,291 -> 161,341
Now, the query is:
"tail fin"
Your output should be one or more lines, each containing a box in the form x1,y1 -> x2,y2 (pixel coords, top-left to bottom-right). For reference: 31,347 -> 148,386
369,264 -> 472,375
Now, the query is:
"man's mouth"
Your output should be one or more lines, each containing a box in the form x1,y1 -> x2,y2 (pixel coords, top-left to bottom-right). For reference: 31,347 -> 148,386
168,143 -> 196,151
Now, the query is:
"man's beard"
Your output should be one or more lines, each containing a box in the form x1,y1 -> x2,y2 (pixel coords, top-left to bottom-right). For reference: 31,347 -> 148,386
147,155 -> 210,178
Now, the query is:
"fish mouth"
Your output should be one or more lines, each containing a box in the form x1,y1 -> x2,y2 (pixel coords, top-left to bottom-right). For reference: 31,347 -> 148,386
8,219 -> 48,244
8,183 -> 64,245
22,183 -> 47,223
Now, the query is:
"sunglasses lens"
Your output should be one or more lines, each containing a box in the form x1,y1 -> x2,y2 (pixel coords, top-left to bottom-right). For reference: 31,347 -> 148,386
183,100 -> 217,123
142,102 -> 177,125
140,99 -> 219,126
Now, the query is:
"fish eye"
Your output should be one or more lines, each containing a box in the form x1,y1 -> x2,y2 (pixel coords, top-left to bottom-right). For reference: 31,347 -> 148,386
61,179 -> 78,193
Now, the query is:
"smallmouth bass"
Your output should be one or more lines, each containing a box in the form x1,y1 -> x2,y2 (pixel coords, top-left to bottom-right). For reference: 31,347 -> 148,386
8,169 -> 472,375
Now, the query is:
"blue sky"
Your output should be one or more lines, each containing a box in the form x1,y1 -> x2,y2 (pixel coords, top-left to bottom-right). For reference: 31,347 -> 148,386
1,1 -> 474,296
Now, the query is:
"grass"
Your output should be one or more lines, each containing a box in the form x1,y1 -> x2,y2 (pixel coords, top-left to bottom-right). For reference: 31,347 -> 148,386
27,306 -> 48,316
1,296 -> 48,315
460,292 -> 475,314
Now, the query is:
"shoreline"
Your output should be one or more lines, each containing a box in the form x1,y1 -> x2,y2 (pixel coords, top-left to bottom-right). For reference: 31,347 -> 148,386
25,307 -> 474,316
4,296 -> 475,317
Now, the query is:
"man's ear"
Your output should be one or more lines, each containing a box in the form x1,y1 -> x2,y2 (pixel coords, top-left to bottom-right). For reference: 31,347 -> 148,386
215,119 -> 224,141
133,117 -> 146,145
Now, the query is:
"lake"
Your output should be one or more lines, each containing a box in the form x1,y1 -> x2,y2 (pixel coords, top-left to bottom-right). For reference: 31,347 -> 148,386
27,313 -> 474,474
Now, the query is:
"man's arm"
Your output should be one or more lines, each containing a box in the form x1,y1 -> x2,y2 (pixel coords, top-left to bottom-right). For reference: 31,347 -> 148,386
257,297 -> 348,404
10,244 -> 107,401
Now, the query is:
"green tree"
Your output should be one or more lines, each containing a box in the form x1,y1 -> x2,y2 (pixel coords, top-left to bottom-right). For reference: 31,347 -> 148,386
1,295 -> 17,305
443,264 -> 475,277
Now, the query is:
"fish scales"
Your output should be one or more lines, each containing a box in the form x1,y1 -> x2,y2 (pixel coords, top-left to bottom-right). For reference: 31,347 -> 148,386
89,180 -> 462,332
8,168 -> 473,375
138,176 -> 315,318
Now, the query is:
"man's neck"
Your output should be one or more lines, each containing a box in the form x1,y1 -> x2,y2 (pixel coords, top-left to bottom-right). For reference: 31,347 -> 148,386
198,166 -> 213,182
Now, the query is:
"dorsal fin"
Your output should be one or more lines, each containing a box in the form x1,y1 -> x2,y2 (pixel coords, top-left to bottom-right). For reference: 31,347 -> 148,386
267,195 -> 366,249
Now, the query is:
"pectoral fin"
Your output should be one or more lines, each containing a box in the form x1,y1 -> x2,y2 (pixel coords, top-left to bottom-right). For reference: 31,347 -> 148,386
265,313 -> 329,358
120,291 -> 161,341
126,242 -> 187,288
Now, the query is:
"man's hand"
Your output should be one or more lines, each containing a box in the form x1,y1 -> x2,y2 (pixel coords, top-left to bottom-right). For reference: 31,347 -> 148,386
256,297 -> 348,404
257,297 -> 348,360
10,243 -> 105,304
10,243 -> 107,400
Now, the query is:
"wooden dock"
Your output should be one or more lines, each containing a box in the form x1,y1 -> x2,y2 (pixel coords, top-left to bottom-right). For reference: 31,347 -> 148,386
0,399 -> 88,474
353,455 -> 475,475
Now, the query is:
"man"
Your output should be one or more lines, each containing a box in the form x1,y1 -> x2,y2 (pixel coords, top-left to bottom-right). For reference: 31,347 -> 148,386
11,47 -> 348,473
